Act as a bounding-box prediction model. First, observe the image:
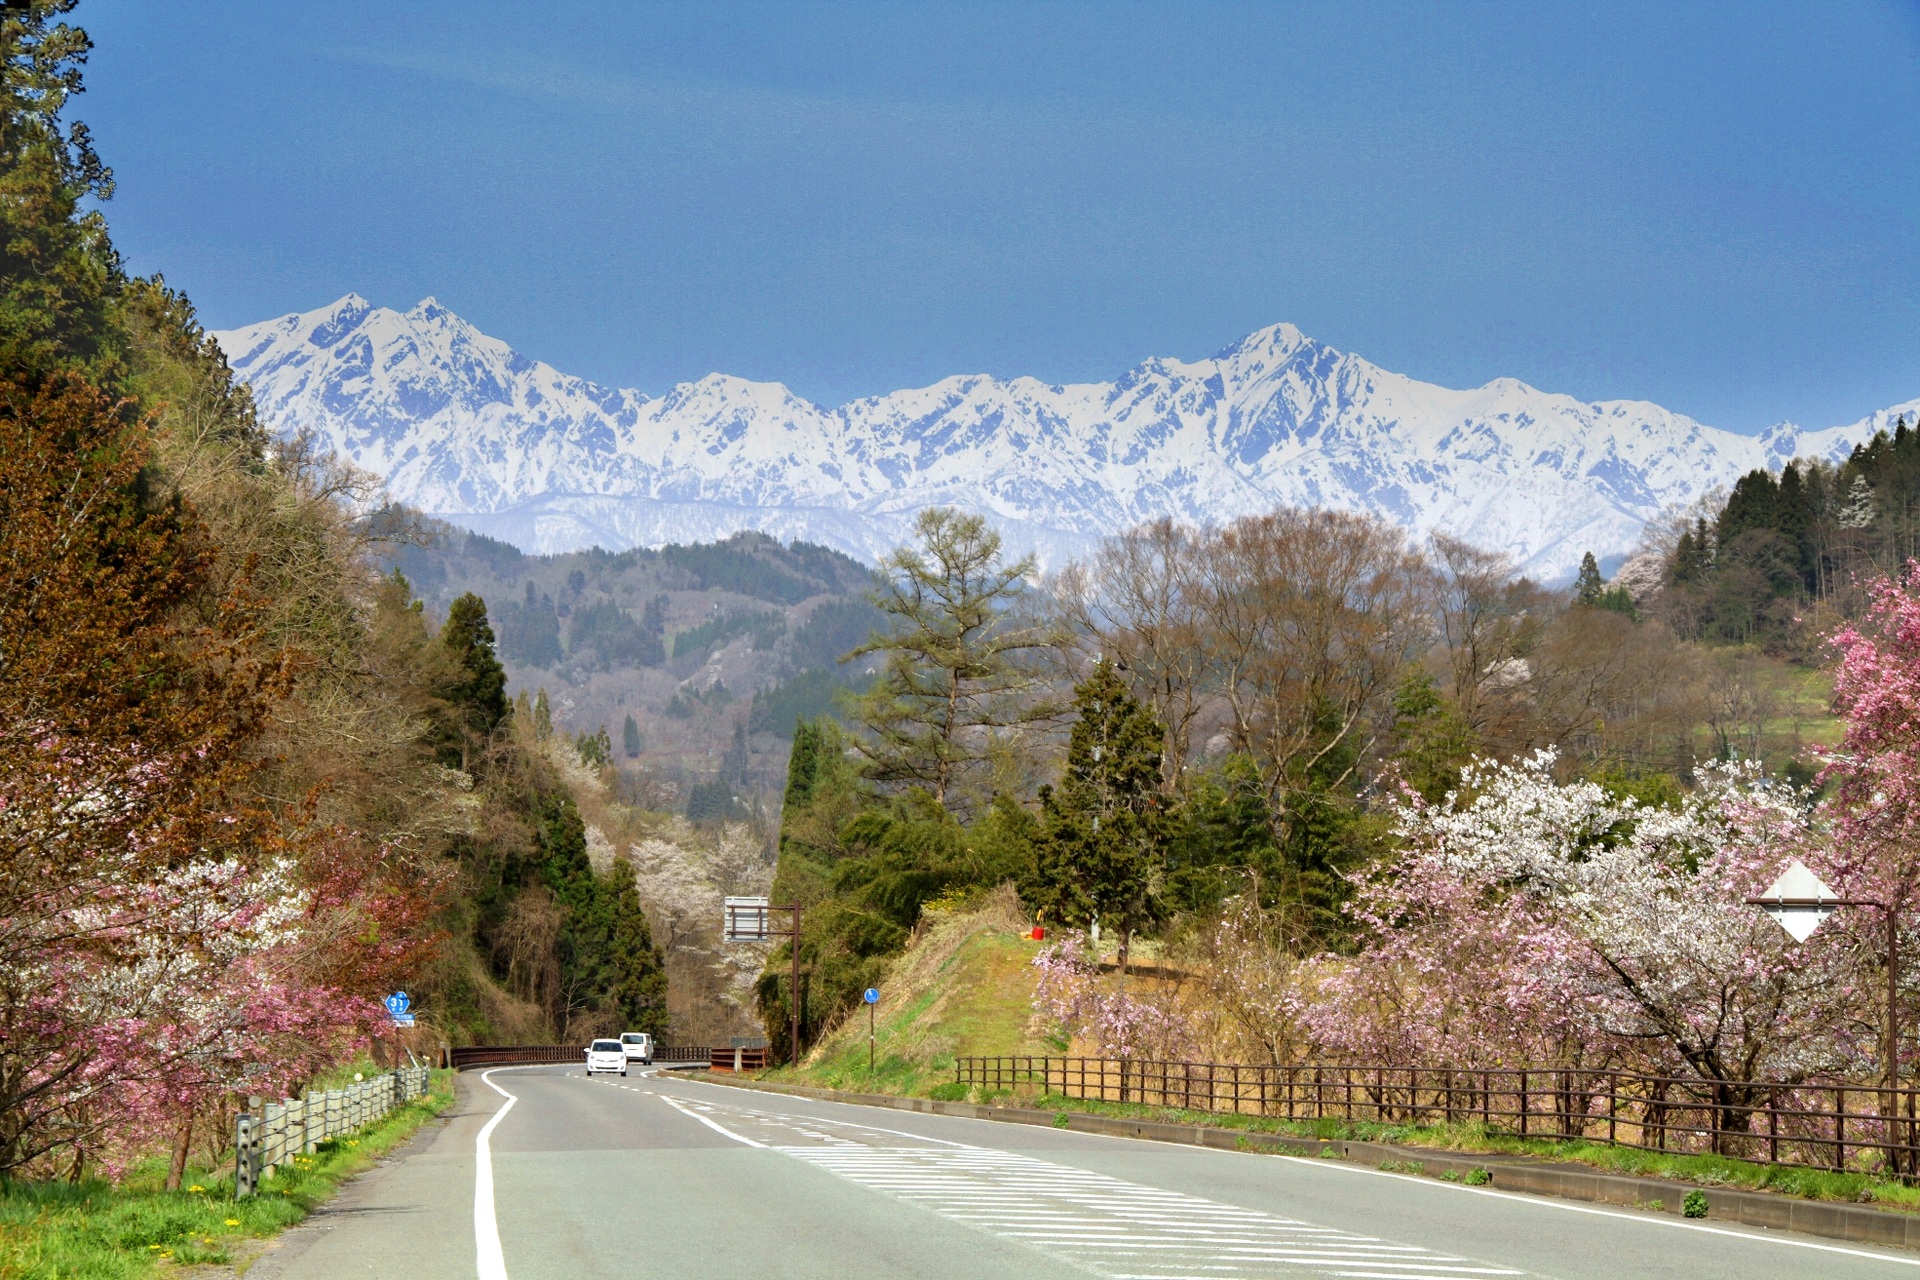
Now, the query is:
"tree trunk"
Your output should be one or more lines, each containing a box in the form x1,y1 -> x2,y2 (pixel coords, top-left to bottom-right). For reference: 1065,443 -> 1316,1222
164,1116 -> 194,1191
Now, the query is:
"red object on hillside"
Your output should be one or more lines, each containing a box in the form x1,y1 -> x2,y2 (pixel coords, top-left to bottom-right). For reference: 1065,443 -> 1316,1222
1031,926 -> 1045,941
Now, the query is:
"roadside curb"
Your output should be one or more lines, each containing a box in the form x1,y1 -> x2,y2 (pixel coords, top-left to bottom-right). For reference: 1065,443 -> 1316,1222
695,1073 -> 1920,1252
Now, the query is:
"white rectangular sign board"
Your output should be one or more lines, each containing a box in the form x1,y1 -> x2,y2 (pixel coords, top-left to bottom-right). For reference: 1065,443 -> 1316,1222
724,896 -> 773,942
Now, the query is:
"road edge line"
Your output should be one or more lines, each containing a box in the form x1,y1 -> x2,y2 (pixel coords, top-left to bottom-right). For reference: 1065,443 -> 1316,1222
475,1067 -> 522,1280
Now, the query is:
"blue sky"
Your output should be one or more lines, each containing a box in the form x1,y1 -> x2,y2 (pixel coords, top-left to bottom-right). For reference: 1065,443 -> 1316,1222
80,1 -> 1918,431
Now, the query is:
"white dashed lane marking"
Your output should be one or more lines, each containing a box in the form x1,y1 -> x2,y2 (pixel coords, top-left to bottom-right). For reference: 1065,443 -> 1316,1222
663,1096 -> 1526,1280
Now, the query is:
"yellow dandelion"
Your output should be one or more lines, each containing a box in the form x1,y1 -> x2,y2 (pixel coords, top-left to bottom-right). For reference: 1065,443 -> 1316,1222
225,1218 -> 240,1226
188,1184 -> 206,1193
149,1244 -> 162,1250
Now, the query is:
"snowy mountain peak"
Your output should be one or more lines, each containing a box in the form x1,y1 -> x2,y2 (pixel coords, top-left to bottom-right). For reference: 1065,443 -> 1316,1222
212,295 -> 1912,579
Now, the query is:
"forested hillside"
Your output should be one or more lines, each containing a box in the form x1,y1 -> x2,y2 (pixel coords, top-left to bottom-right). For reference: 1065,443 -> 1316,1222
1655,418 -> 1920,653
0,5 -> 662,1184
384,523 -> 880,825
759,496 -> 1869,1066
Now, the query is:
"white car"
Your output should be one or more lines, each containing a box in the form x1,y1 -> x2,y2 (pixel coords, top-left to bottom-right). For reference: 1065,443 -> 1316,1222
619,1032 -> 653,1065
585,1039 -> 627,1076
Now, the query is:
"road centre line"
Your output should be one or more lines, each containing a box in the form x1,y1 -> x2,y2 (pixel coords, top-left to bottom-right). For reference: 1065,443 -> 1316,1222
659,1093 -> 768,1146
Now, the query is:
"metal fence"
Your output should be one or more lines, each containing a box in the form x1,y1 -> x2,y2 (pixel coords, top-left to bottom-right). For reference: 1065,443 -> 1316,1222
234,1066 -> 433,1197
448,1044 -> 583,1069
954,1057 -> 1920,1176
657,1046 -> 710,1065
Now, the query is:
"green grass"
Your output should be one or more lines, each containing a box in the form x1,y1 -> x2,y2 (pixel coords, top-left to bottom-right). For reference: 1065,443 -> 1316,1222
0,1070 -> 455,1279
769,920 -> 1051,1098
965,1090 -> 1920,1210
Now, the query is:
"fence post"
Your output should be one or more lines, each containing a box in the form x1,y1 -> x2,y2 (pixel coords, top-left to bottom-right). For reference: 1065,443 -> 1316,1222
236,1113 -> 256,1198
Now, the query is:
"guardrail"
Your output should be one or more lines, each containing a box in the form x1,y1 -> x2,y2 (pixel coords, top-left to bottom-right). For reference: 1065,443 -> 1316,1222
954,1057 -> 1920,1177
656,1045 -> 710,1064
448,1044 -> 712,1069
447,1044 -> 583,1069
234,1066 -> 432,1197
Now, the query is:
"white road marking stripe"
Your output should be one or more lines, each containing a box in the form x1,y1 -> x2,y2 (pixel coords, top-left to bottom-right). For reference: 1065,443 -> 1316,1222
474,1067 -> 526,1280
658,1095 -> 1529,1279
660,1094 -> 767,1147
1287,1152 -> 1920,1268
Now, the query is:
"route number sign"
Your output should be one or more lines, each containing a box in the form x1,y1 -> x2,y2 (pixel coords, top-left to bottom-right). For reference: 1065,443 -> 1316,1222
384,991 -> 415,1027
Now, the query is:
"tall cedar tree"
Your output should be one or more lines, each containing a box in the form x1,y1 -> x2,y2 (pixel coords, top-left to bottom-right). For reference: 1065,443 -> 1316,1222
439,592 -> 507,767
848,508 -> 1053,810
1034,659 -> 1167,972
1574,552 -> 1604,604
0,4 -> 123,385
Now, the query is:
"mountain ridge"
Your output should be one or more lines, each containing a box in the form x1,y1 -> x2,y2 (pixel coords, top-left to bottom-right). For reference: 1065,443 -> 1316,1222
213,296 -> 1918,579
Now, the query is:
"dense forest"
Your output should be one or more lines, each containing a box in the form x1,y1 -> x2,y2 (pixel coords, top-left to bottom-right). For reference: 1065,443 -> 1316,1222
0,5 -> 662,1182
1656,421 -> 1920,652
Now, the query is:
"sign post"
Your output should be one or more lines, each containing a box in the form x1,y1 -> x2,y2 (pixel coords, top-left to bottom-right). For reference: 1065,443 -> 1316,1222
724,896 -> 804,1067
1749,859 -> 1907,1173
384,991 -> 415,1028
863,987 -> 879,1073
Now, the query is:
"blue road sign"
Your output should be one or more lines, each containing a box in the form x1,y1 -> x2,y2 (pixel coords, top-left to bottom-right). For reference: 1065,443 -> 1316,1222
385,992 -> 411,1020
863,987 -> 879,1004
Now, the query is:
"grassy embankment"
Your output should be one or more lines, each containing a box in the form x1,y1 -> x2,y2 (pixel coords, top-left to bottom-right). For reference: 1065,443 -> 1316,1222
0,1068 -> 456,1279
768,887 -> 1056,1096
771,899 -> 1920,1212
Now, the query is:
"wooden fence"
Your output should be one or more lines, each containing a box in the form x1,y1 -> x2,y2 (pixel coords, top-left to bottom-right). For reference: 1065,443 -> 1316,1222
234,1066 -> 432,1196
954,1057 -> 1920,1176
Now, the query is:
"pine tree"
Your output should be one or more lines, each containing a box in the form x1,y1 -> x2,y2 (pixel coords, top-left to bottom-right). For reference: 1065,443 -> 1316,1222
1671,528 -> 1698,584
847,508 -> 1055,811
533,687 -> 553,740
1574,552 -> 1605,605
439,593 -> 508,767
1033,659 -> 1167,972
622,713 -> 642,758
0,6 -> 126,384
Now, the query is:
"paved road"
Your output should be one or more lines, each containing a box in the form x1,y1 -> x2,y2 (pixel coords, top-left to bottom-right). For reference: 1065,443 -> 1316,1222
250,1064 -> 1920,1280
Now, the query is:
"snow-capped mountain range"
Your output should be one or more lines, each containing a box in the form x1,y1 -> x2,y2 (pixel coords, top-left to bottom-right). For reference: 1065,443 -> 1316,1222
212,295 -> 1917,580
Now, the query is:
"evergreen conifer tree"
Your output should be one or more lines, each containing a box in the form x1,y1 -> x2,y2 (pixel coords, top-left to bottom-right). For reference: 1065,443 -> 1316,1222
622,713 -> 642,758
847,508 -> 1056,811
1033,659 -> 1168,972
439,593 -> 507,767
1574,552 -> 1605,604
605,859 -> 668,1034
533,687 -> 553,740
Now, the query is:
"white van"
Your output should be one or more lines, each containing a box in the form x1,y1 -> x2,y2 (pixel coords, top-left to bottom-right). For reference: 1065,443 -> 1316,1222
619,1032 -> 653,1065
585,1039 -> 627,1076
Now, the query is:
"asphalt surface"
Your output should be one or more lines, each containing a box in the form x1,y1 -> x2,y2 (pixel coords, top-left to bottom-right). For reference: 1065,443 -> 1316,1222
248,1063 -> 1920,1280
